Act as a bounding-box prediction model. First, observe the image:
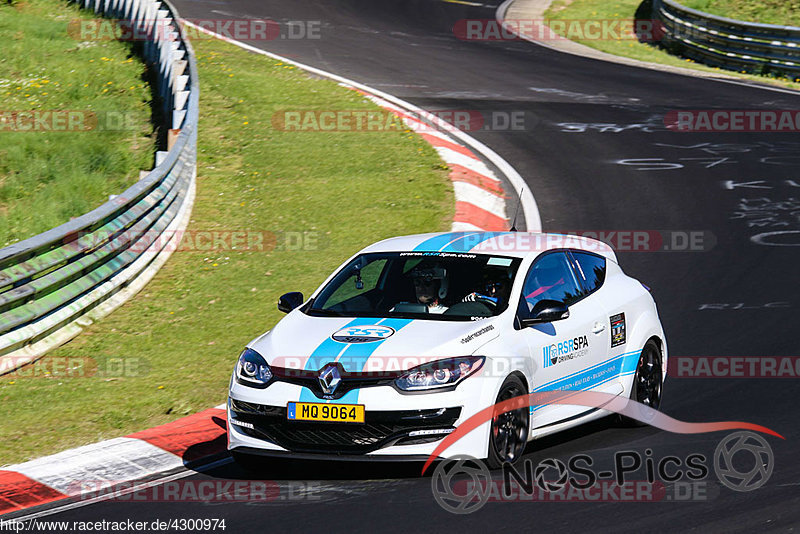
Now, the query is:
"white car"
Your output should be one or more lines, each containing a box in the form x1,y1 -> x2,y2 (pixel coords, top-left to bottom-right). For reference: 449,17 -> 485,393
227,231 -> 667,468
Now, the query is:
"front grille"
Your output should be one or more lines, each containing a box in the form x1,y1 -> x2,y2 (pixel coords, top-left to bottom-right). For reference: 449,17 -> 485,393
269,363 -> 400,400
230,400 -> 460,454
268,423 -> 394,448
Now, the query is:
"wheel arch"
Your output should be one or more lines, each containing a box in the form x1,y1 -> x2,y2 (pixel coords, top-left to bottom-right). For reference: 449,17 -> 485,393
509,369 -> 530,393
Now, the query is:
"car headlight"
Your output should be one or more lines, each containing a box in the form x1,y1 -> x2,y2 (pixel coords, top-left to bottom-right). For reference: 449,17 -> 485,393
235,348 -> 273,388
395,356 -> 484,391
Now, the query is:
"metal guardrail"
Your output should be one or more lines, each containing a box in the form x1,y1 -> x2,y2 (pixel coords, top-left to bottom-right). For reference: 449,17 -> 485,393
653,0 -> 800,78
0,0 -> 198,368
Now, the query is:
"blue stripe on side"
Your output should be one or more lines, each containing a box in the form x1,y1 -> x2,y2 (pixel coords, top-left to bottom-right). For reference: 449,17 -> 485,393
534,350 -> 640,393
529,350 -> 641,413
534,350 -> 640,392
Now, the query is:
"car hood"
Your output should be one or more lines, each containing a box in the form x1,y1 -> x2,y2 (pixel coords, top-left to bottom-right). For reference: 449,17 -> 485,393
248,311 -> 501,372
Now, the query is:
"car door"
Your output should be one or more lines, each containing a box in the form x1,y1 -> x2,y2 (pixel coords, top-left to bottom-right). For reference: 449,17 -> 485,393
569,250 -> 632,389
518,251 -> 611,429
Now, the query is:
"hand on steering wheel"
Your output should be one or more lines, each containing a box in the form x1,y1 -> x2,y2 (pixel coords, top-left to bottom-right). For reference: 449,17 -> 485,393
463,292 -> 499,309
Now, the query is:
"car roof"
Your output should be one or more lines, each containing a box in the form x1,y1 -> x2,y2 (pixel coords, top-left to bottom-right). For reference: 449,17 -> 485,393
360,231 -> 617,262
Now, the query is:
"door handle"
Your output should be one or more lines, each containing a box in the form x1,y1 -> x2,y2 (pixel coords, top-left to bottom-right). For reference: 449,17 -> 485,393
592,322 -> 606,334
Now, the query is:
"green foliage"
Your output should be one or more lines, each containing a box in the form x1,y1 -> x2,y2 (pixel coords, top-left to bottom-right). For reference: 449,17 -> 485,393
680,0 -> 800,27
0,0 -> 156,246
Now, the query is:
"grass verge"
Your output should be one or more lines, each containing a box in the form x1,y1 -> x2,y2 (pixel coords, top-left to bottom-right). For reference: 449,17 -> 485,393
680,0 -> 800,26
0,22 -> 453,465
0,0 -> 155,246
544,0 -> 800,90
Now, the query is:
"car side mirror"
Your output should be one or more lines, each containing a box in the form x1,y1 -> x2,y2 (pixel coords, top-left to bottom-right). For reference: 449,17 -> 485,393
520,299 -> 570,327
278,292 -> 304,313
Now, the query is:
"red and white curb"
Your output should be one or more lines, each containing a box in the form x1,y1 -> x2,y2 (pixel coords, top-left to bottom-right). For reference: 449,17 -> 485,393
0,405 -> 226,516
352,89 -> 509,231
0,23 -> 542,519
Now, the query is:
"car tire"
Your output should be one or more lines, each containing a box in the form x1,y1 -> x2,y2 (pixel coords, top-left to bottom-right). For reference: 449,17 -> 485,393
487,374 -> 529,469
620,340 -> 663,427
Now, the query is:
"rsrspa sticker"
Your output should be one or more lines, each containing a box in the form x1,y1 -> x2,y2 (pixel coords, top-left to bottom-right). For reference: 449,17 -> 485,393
331,325 -> 395,343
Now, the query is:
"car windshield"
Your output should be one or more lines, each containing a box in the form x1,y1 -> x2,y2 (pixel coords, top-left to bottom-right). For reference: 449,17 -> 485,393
307,252 -> 522,321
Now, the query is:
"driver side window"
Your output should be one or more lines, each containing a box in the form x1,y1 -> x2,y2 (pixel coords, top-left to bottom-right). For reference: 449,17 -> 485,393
520,252 -> 583,313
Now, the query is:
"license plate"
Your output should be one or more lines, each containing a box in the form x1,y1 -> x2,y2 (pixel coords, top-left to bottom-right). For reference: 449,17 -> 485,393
287,402 -> 365,423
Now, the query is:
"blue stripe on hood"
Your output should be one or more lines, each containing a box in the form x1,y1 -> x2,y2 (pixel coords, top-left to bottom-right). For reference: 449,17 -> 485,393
303,318 -> 377,371
413,232 -> 515,253
413,232 -> 479,252
298,318 -> 413,404
440,231 -> 513,253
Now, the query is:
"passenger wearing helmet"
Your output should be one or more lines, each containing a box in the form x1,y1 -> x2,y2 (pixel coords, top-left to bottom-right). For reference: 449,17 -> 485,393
409,263 -> 449,314
463,267 -> 511,309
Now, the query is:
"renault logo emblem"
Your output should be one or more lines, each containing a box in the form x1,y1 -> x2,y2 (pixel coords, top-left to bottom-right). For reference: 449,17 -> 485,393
318,363 -> 342,395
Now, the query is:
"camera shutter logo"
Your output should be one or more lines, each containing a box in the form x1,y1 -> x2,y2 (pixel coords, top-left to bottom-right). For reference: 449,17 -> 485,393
431,456 -> 492,514
534,458 -> 569,492
714,431 -> 774,492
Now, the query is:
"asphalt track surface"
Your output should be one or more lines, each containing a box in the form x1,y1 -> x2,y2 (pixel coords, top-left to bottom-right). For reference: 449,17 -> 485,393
46,0 -> 800,531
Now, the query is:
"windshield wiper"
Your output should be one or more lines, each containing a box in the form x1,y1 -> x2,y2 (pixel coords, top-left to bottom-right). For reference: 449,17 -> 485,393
306,308 -> 346,317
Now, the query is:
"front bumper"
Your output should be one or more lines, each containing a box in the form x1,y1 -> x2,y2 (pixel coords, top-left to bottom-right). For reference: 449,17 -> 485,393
230,446 -> 434,463
227,374 -> 501,460
229,399 -> 460,454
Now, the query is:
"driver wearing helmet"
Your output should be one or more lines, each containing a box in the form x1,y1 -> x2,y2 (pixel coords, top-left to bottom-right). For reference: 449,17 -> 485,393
463,267 -> 511,308
409,263 -> 449,314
